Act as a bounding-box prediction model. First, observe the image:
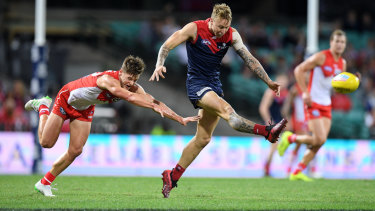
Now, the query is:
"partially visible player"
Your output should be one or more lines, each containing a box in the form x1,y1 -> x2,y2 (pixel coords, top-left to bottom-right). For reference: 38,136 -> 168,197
259,73 -> 289,176
149,3 -> 287,198
281,83 -> 309,175
278,30 -> 355,181
25,55 -> 200,197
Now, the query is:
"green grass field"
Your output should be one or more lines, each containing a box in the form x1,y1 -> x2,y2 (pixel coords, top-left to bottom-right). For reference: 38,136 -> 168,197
0,175 -> 374,210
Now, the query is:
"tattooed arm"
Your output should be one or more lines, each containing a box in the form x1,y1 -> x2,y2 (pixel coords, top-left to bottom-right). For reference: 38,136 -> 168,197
150,22 -> 197,81
232,28 -> 281,96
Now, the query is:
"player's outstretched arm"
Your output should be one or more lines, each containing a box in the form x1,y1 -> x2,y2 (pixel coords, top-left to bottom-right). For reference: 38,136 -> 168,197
232,29 -> 280,96
97,75 -> 165,117
135,84 -> 200,125
150,22 -> 197,82
147,93 -> 200,125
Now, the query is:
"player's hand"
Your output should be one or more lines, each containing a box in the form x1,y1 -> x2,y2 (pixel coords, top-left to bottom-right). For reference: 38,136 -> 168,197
149,66 -> 167,81
180,115 -> 201,126
267,80 -> 281,97
302,92 -> 312,107
355,71 -> 362,82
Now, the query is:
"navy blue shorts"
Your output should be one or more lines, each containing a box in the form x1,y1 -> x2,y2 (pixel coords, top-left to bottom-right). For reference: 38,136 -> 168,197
186,78 -> 224,109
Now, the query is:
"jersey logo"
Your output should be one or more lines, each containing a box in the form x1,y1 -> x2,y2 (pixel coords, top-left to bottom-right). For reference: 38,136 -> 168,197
218,42 -> 228,50
201,39 -> 212,46
322,65 -> 335,77
60,107 -> 66,115
312,109 -> 320,117
323,66 -> 332,72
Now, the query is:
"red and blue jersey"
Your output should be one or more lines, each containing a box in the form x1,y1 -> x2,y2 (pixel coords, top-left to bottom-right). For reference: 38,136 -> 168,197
186,18 -> 233,81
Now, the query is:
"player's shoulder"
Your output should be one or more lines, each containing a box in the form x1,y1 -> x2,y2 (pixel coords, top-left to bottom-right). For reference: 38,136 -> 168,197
184,22 -> 198,30
308,50 -> 327,66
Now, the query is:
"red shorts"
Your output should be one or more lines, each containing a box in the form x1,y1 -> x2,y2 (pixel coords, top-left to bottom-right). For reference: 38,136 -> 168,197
52,85 -> 95,122
305,102 -> 331,120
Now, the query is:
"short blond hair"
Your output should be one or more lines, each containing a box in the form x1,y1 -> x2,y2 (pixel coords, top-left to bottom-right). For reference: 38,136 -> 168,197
330,29 -> 346,41
211,3 -> 232,21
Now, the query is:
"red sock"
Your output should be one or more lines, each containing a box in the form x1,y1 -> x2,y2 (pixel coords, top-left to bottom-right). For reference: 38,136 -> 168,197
38,105 -> 50,117
41,171 -> 56,185
264,162 -> 270,176
292,162 -> 307,175
171,164 -> 185,181
253,124 -> 268,136
288,134 -> 297,143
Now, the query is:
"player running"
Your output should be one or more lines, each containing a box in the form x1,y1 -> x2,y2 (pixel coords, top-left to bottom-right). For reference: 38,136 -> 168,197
281,83 -> 311,175
278,30 -> 355,181
149,3 -> 287,198
25,55 -> 200,197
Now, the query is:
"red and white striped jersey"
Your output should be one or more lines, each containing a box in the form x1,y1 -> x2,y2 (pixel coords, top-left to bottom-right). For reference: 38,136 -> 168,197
308,50 -> 344,106
65,70 -> 121,110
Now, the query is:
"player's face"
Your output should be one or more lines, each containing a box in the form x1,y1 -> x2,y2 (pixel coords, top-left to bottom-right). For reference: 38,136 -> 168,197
330,35 -> 346,55
119,72 -> 139,90
210,17 -> 231,38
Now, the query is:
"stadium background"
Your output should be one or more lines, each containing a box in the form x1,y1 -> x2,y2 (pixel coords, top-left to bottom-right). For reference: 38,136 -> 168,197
0,0 -> 374,179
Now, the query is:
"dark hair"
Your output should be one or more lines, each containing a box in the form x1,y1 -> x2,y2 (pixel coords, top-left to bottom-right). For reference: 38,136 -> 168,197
121,55 -> 145,75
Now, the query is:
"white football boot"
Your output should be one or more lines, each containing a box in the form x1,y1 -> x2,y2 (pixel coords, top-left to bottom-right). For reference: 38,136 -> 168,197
25,96 -> 52,112
34,180 -> 56,197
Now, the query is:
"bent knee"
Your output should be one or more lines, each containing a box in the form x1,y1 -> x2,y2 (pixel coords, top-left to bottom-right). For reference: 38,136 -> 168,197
224,106 -> 234,115
195,136 -> 212,148
312,136 -> 326,147
68,148 -> 83,158
39,138 -> 54,148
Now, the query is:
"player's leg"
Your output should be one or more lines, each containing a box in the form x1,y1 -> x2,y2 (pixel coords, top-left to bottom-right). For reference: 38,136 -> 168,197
198,91 -> 287,142
290,117 -> 331,181
35,119 -> 91,196
50,119 -> 91,176
178,109 -> 220,168
299,117 -> 331,166
278,107 -> 329,155
287,143 -> 301,175
264,143 -> 277,177
38,113 -> 65,148
24,96 -> 60,145
162,108 -> 220,198
278,132 -> 316,156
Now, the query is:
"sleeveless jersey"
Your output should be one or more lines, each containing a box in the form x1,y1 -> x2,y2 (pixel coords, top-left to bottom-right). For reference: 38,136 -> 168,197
308,50 -> 344,106
66,70 -> 121,110
186,18 -> 233,81
270,88 -> 288,123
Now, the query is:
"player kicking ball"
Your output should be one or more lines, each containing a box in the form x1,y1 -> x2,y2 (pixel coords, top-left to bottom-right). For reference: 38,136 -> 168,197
25,55 -> 200,196
150,4 -> 287,198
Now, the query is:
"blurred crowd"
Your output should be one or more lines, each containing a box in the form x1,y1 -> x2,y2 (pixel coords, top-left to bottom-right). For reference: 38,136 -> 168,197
0,8 -> 374,138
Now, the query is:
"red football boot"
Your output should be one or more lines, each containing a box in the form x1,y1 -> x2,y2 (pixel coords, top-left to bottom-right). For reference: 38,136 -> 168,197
265,118 -> 288,143
161,169 -> 178,198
